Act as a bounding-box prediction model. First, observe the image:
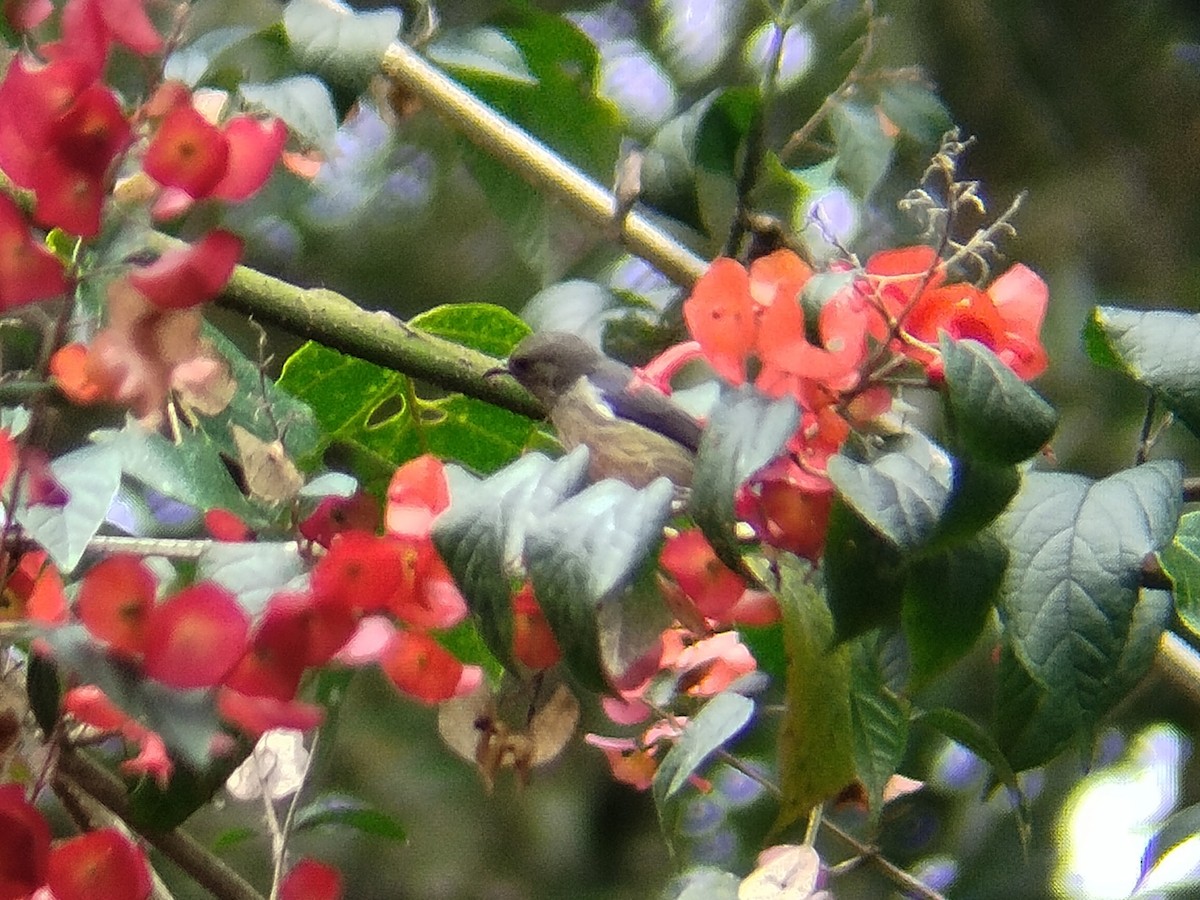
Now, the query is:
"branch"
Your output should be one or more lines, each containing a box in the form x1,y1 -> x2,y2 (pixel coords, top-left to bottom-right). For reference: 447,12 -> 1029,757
375,30 -> 707,288
56,748 -> 266,900
150,234 -> 545,421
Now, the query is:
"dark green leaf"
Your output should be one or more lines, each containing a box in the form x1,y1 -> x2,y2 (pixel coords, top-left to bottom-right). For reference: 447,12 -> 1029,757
293,793 -> 407,842
996,462 -> 1182,737
903,533 -> 1007,686
212,827 -> 259,850
823,500 -> 906,641
26,654 -> 60,739
830,99 -> 895,199
653,692 -> 755,805
775,555 -> 855,832
691,386 -> 799,572
928,457 -> 1020,549
827,431 -> 954,553
129,743 -> 250,833
915,706 -> 1030,843
525,476 -> 675,691
1084,307 -> 1200,439
240,76 -> 338,150
849,637 -> 910,820
18,442 -> 122,573
433,449 -> 590,672
1159,510 -> 1200,638
940,336 -> 1058,465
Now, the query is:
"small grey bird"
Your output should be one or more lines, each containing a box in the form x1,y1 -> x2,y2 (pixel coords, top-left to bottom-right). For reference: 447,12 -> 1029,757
505,332 -> 701,489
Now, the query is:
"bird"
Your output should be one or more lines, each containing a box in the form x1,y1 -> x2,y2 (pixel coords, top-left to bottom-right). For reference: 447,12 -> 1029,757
503,331 -> 702,489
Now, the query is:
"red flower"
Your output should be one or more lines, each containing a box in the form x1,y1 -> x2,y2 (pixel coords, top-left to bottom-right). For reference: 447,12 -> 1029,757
298,492 -> 380,547
660,530 -> 746,624
217,689 -> 324,740
47,829 -> 151,900
280,859 -> 342,900
379,629 -> 477,704
63,686 -> 172,786
0,194 -> 68,310
511,582 -> 560,670
76,555 -> 156,658
142,582 -> 250,689
127,230 -> 243,310
0,56 -> 132,236
0,783 -> 50,897
3,551 -> 67,625
54,0 -> 163,80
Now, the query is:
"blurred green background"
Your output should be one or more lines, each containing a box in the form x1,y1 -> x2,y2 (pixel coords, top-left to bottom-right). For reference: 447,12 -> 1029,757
177,1 -> 1200,897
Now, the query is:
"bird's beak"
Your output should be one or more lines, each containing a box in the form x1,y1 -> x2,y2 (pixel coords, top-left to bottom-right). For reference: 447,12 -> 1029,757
483,362 -> 510,380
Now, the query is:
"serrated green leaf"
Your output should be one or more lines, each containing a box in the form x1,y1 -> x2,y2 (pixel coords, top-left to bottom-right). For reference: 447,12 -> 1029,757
903,533 -> 1006,686
525,476 -> 675,691
1161,510 -> 1200,637
774,555 -> 855,832
1084,307 -> 1200,439
240,76 -> 337,150
432,450 -> 590,673
293,793 -> 407,842
827,431 -> 954,553
653,692 -> 755,805
915,706 -> 1030,843
18,442 -> 122,573
996,463 -> 1181,746
830,99 -> 895,199
849,637 -> 910,821
691,386 -> 799,572
940,336 -> 1057,465
823,500 -> 906,641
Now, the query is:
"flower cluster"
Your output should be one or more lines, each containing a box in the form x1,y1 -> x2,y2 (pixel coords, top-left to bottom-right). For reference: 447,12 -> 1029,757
681,246 -> 1049,559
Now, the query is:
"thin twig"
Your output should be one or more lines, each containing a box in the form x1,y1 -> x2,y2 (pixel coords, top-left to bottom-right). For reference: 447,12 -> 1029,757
822,816 -> 949,900
1136,394 -> 1157,465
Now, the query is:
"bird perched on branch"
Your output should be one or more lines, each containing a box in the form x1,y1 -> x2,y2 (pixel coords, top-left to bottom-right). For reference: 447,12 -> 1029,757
502,331 -> 701,489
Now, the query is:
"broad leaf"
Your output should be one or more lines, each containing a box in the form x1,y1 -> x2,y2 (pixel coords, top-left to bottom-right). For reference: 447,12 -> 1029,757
663,868 -> 740,900
524,476 -> 675,691
284,0 -> 401,98
653,692 -> 755,805
995,462 -> 1182,738
293,793 -> 407,842
902,533 -> 1007,685
433,449 -> 590,672
827,431 -> 954,553
915,706 -> 1030,843
691,386 -> 799,572
197,542 -> 309,618
1158,510 -> 1200,637
1140,801 -> 1200,889
822,500 -> 906,641
1084,307 -> 1200,439
849,637 -> 909,820
18,442 -> 122,573
775,555 -> 855,833
428,27 -> 536,84
940,336 -> 1058,465
240,76 -> 338,151
165,26 -> 257,87
830,99 -> 895,199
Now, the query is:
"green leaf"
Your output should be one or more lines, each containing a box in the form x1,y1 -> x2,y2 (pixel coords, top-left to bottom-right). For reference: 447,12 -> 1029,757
662,867 -> 740,900
902,533 -> 1007,685
129,741 -> 250,832
284,0 -> 401,93
822,500 -> 906,642
1161,510 -> 1200,637
653,692 -> 754,807
940,336 -> 1058,465
829,99 -> 895,199
1084,307 -> 1200,439
432,449 -> 590,672
878,81 -> 953,144
775,555 -> 855,832
996,462 -> 1181,739
240,76 -> 338,150
929,457 -> 1020,549
691,386 -> 799,572
97,423 -> 261,525
196,542 -> 309,618
25,654 -> 60,740
915,707 -> 1030,843
827,431 -> 954,553
849,637 -> 910,821
525,476 -> 675,691
18,442 -> 122,573
165,26 -> 257,86
427,27 -> 536,83
212,827 -> 259,851
293,793 -> 407,842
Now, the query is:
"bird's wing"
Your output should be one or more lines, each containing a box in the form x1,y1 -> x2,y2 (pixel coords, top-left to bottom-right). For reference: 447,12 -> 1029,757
588,360 -> 703,453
